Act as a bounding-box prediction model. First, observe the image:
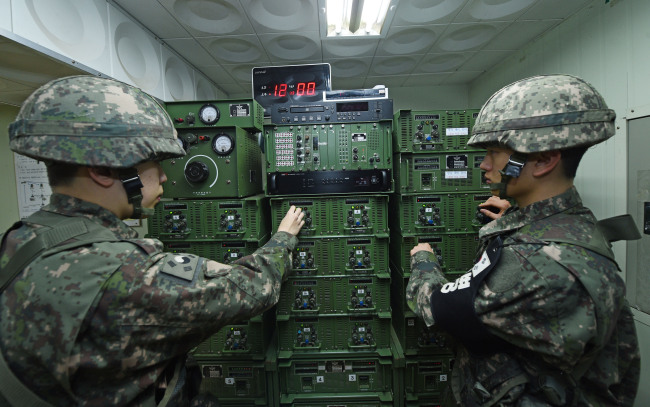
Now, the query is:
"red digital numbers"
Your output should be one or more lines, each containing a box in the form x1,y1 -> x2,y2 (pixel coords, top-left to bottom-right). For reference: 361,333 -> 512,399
273,83 -> 288,97
273,82 -> 316,97
296,82 -> 316,96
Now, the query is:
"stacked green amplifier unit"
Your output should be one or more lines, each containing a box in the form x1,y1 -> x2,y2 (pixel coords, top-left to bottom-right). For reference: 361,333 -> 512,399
264,99 -> 400,406
147,100 -> 278,406
390,109 -> 489,406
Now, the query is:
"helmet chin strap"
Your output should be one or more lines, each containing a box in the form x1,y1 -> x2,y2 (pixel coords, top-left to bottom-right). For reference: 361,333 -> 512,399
119,168 -> 154,219
490,153 -> 527,199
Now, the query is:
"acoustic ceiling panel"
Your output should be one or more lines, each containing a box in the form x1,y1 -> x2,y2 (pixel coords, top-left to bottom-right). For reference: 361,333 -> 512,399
242,0 -> 319,34
321,37 -> 380,59
392,0 -> 464,26
414,52 -> 472,74
434,23 -> 507,53
370,55 -> 420,76
376,26 -> 441,56
158,0 -> 254,36
259,31 -> 322,63
1,0 -> 597,103
329,57 -> 372,80
456,0 -> 537,22
200,35 -> 267,65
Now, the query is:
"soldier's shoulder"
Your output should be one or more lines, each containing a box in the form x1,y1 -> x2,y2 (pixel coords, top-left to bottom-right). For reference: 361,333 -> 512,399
522,211 -> 597,243
125,237 -> 164,255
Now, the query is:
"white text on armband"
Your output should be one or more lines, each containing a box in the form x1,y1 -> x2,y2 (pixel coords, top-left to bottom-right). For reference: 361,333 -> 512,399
440,250 -> 492,293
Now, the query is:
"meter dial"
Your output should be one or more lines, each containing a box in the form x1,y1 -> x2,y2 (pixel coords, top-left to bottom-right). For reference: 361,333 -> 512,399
198,103 -> 220,125
212,133 -> 234,155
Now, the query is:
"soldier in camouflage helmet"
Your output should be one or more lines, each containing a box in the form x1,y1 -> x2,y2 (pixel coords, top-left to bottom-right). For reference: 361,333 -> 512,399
0,75 -> 305,406
407,74 -> 640,406
8,74 -> 188,219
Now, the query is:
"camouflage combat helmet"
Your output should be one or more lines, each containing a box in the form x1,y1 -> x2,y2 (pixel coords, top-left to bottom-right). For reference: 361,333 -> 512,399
8,75 -> 185,168
467,74 -> 616,153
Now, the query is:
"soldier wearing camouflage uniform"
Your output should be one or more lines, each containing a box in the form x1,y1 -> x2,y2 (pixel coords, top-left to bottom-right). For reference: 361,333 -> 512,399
407,74 -> 640,406
0,75 -> 305,406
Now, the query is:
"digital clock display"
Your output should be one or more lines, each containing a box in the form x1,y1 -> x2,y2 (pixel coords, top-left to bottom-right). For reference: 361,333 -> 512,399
270,81 -> 317,97
252,63 -> 331,115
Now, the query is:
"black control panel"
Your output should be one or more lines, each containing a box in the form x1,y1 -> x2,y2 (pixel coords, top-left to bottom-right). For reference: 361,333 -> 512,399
266,169 -> 392,195
271,99 -> 394,125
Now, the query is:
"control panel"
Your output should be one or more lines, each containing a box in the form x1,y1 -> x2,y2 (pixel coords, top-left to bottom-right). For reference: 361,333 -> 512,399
166,99 -> 264,131
276,274 -> 391,315
161,126 -> 262,198
390,192 -> 494,234
264,121 -> 393,173
267,169 -> 392,196
162,240 -> 262,263
391,233 -> 479,278
276,314 -> 391,353
270,195 -> 389,237
289,236 -> 389,276
394,151 -> 489,193
147,195 -> 269,241
271,99 -> 393,125
278,356 -> 393,394
393,109 -> 480,153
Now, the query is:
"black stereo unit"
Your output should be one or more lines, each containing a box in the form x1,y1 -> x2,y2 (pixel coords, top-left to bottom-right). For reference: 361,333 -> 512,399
266,169 -> 392,196
271,99 -> 394,125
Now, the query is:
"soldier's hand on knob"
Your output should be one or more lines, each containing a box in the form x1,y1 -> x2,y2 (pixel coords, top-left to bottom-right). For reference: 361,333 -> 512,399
278,205 -> 305,236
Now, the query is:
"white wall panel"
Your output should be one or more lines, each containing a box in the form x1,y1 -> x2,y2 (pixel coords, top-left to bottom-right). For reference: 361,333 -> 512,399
11,0 -> 111,73
195,74 -> 218,100
4,1 -> 213,103
628,0 -> 650,110
1,0 -> 12,31
108,5 -> 163,99
162,47 -> 195,101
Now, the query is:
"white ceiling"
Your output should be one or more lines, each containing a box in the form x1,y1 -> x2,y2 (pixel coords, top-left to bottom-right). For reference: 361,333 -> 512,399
110,0 -> 593,95
0,0 -> 594,106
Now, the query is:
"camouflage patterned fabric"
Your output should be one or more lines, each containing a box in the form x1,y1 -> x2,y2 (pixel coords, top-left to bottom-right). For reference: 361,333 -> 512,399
406,187 -> 640,406
468,74 -> 616,153
0,193 -> 297,406
8,75 -> 186,168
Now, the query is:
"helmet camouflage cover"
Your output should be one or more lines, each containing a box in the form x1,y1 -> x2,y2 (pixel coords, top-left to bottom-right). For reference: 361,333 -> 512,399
468,74 -> 616,153
8,75 -> 185,168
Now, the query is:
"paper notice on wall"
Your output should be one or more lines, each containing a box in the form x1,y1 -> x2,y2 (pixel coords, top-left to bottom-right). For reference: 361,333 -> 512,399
14,153 -> 52,219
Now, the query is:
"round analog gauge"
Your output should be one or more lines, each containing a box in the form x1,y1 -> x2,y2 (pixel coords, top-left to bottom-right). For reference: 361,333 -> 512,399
198,103 -> 220,125
212,133 -> 234,155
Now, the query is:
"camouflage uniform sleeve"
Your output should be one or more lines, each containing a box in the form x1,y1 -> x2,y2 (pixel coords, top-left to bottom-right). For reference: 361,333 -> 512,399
99,231 -> 297,357
71,232 -> 297,403
406,250 -> 449,327
202,231 -> 297,312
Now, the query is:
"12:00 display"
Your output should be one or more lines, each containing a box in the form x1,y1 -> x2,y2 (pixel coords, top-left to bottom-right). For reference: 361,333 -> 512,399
273,82 -> 317,96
